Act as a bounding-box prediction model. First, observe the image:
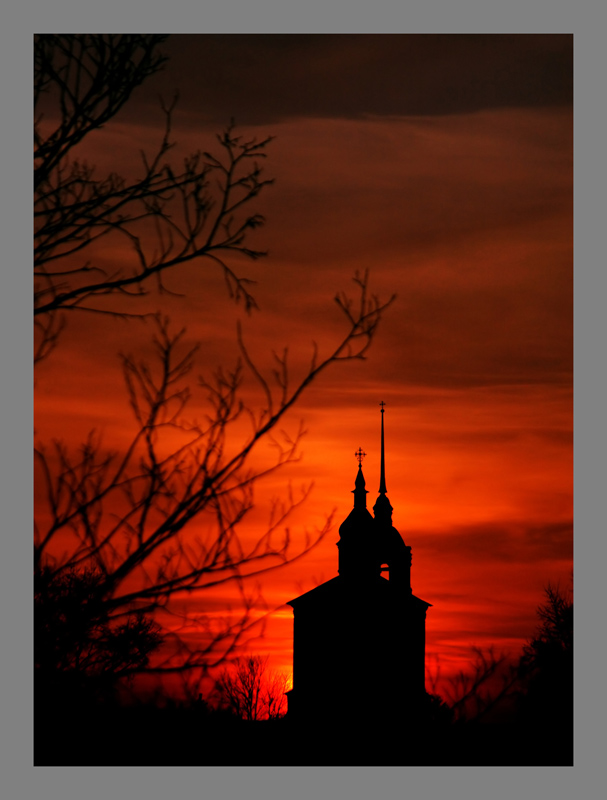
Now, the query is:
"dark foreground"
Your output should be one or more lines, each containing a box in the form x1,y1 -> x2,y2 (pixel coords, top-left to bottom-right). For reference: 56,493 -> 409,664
35,702 -> 573,767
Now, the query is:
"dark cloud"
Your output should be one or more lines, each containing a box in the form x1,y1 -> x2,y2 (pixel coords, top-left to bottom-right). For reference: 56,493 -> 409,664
413,519 -> 573,565
126,34 -> 573,126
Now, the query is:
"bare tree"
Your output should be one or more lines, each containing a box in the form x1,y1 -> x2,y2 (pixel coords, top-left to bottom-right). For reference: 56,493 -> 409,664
35,278 -> 391,676
34,35 -> 394,688
34,35 -> 272,363
216,655 -> 289,720
443,646 -> 519,723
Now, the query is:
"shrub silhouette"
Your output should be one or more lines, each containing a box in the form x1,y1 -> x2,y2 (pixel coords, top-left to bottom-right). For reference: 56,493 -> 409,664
35,566 -> 162,706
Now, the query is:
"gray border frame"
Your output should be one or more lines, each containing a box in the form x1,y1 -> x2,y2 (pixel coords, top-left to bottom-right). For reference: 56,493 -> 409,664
3,4 -> 600,799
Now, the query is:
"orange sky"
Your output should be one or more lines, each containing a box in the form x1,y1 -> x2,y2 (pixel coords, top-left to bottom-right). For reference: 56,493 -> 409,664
34,35 -> 572,697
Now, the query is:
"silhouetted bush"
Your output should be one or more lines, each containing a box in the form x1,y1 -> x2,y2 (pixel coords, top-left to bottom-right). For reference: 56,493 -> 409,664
35,566 -> 162,708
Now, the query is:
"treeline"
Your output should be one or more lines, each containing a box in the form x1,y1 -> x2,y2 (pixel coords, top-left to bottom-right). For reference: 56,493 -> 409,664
35,582 -> 572,766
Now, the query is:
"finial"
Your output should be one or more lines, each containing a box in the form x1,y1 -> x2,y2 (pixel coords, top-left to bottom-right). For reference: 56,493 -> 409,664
379,401 -> 387,495
355,447 -> 366,466
352,447 -> 368,507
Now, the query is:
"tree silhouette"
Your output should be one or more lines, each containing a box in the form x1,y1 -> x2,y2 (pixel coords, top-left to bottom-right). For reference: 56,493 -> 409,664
35,287 -> 390,678
428,585 -> 573,765
34,35 -> 394,689
34,34 -> 273,363
443,645 -> 519,724
216,655 -> 289,720
522,582 -> 573,668
519,583 -> 573,734
35,565 -> 163,706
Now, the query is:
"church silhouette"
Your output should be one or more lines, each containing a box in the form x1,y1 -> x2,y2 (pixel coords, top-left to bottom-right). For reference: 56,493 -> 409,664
286,404 -> 431,726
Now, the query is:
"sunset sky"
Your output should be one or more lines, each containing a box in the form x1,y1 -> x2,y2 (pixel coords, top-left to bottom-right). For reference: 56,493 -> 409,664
34,34 -> 573,696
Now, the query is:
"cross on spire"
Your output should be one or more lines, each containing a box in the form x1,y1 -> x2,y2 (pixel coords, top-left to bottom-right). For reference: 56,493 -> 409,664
355,447 -> 366,465
379,400 -> 386,412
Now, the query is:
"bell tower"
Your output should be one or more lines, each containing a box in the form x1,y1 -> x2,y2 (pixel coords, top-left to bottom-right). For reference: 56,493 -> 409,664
286,404 -> 431,725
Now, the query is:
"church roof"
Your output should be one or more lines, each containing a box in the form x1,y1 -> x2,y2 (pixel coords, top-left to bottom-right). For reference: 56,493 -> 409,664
287,574 -> 431,610
286,576 -> 342,608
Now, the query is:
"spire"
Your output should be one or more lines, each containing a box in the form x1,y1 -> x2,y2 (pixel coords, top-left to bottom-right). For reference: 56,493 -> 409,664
378,401 -> 387,495
373,401 -> 393,523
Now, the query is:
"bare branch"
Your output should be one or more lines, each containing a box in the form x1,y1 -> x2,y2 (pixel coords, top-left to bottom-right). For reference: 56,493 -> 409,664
34,35 -> 273,341
34,35 -> 394,694
35,270 -> 389,674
